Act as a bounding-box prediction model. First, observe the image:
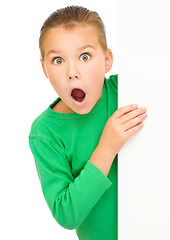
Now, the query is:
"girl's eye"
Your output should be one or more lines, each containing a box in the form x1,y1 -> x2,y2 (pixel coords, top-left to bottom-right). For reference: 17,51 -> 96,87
53,57 -> 63,65
80,53 -> 91,62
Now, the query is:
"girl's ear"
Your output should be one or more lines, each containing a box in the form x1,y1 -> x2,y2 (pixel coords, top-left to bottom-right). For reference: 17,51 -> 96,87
41,59 -> 49,79
105,49 -> 113,73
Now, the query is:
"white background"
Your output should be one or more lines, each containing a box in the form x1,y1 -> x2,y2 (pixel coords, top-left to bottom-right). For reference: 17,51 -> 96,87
118,0 -> 170,239
0,1 -> 118,239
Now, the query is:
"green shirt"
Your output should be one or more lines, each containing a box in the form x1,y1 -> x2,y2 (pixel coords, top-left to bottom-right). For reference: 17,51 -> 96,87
29,75 -> 118,240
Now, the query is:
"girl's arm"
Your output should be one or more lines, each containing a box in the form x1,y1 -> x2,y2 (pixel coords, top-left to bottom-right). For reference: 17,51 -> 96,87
29,104 -> 146,230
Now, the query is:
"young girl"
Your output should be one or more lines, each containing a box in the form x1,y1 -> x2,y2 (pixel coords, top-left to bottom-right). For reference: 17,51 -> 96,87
29,6 -> 147,240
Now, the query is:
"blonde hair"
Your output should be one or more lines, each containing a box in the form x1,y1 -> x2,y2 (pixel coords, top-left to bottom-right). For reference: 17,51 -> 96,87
39,6 -> 108,60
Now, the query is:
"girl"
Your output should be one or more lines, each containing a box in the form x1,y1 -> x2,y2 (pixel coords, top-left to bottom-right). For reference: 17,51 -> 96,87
29,6 -> 147,240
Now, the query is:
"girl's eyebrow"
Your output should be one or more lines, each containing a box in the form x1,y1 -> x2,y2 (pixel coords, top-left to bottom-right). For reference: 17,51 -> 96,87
47,50 -> 62,56
78,44 -> 95,51
47,44 -> 95,57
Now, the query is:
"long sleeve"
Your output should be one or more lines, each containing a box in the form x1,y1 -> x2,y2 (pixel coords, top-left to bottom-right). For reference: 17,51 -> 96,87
29,135 -> 112,230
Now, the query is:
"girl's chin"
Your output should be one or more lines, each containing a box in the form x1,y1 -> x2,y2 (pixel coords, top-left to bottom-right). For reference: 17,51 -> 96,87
73,104 -> 94,115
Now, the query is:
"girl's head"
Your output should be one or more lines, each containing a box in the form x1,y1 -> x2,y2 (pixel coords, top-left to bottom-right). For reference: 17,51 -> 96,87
39,6 -> 108,60
40,6 -> 113,115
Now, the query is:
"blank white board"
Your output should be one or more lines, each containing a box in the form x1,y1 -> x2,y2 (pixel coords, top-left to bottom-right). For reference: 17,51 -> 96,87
118,0 -> 170,239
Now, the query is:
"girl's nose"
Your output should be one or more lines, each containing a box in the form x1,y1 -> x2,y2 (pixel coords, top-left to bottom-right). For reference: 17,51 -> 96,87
68,75 -> 79,80
67,62 -> 80,80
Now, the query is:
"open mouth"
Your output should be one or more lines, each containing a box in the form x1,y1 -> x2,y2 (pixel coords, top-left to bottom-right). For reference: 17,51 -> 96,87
71,88 -> 86,102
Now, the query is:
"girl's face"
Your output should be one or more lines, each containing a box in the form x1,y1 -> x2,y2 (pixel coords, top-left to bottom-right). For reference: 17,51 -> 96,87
41,26 -> 113,114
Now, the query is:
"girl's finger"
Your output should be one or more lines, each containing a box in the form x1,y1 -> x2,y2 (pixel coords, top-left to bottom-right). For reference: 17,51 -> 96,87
113,104 -> 138,119
123,112 -> 147,132
120,107 -> 146,124
125,122 -> 144,138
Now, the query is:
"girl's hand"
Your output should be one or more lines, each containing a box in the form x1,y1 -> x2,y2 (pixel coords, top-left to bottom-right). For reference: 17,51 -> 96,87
98,104 -> 147,157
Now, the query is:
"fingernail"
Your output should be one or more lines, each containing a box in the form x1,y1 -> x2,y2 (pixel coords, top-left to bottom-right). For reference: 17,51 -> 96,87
142,113 -> 147,117
133,104 -> 138,109
141,107 -> 146,111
